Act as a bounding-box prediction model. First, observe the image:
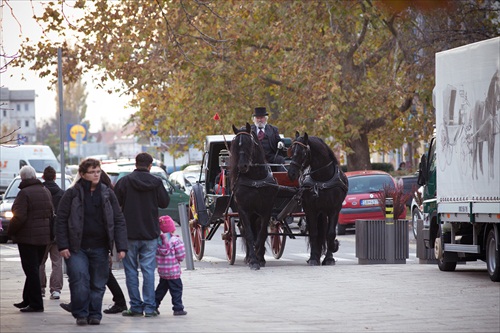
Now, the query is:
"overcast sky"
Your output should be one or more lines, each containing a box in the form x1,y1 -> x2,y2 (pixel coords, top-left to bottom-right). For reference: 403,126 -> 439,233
1,0 -> 135,132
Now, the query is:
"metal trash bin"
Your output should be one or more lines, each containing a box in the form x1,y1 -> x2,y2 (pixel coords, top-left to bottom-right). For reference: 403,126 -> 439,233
416,218 -> 437,264
355,219 -> 409,264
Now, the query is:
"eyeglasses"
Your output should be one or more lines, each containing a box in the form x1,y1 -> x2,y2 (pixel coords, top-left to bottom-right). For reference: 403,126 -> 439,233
86,170 -> 102,175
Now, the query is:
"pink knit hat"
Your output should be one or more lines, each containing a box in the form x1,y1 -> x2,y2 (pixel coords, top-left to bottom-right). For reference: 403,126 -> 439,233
159,215 -> 176,233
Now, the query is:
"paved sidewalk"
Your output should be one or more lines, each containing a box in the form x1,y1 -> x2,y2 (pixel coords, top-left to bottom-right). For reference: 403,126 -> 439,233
1,245 -> 499,332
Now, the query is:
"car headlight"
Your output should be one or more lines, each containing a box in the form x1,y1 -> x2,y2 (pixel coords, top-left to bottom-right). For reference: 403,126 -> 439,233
1,211 -> 13,219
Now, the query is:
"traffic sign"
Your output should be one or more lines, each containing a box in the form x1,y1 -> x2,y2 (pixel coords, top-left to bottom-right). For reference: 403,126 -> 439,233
150,137 -> 162,147
67,124 -> 88,142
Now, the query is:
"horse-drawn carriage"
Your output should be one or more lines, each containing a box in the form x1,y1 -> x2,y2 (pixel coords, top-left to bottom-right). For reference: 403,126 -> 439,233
187,132 -> 302,264
188,124 -> 348,269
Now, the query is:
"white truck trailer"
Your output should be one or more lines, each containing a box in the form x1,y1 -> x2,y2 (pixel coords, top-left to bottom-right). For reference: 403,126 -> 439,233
418,37 -> 500,281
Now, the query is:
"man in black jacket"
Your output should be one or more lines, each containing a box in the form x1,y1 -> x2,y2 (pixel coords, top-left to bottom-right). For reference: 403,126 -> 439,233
56,158 -> 128,326
40,166 -> 64,300
250,107 -> 287,170
114,153 -> 169,318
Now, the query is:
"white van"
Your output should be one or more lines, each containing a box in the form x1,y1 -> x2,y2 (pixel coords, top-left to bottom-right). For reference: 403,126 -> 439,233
0,145 -> 60,192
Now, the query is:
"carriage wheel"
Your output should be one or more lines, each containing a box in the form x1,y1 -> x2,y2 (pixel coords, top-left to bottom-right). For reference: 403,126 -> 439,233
269,221 -> 287,259
189,191 -> 205,260
223,214 -> 237,265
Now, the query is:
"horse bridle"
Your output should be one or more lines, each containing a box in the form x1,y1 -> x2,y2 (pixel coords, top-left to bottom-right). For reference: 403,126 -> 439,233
234,131 -> 260,167
289,139 -> 334,177
289,140 -> 311,170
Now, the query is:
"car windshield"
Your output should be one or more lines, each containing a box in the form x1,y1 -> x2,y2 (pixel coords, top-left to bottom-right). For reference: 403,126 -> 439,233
27,159 -> 61,172
348,175 -> 395,194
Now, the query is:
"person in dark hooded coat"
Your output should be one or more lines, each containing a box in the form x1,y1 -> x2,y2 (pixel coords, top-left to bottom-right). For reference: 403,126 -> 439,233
39,165 -> 65,300
114,153 -> 169,317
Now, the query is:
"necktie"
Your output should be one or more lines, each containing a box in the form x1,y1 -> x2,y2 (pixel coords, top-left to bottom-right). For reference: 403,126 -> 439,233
258,128 -> 265,141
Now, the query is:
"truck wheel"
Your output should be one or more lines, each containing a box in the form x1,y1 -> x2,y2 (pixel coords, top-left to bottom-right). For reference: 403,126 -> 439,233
486,229 -> 500,282
411,207 -> 421,239
436,227 -> 457,272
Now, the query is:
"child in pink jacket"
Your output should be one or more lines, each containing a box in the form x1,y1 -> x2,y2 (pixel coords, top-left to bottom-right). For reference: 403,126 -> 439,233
154,216 -> 187,316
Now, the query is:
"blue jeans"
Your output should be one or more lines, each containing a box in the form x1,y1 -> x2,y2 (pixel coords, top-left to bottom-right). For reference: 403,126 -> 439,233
65,247 -> 109,320
155,278 -> 184,312
122,239 -> 158,314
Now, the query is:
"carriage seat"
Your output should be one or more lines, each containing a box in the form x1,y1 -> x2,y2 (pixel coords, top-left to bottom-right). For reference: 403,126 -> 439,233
273,171 -> 299,187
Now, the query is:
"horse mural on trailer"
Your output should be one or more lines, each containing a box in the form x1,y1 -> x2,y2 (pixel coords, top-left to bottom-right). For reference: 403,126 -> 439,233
287,132 -> 348,266
229,123 -> 279,270
472,69 -> 500,180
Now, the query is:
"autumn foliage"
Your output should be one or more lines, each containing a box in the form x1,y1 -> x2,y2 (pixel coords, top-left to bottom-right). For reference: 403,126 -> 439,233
5,0 -> 499,170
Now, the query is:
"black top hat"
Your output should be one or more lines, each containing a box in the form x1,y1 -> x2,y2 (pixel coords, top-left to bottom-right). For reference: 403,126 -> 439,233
253,107 -> 268,117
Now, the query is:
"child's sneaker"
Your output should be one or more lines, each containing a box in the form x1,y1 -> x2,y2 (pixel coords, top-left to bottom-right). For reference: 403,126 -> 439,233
173,310 -> 187,316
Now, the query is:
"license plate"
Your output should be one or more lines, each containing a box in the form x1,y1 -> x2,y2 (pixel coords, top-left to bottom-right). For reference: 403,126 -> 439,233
361,199 -> 379,206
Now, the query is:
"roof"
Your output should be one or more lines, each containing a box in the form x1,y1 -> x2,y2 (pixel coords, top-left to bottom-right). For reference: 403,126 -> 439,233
205,135 -> 236,147
344,170 -> 392,177
0,88 -> 35,101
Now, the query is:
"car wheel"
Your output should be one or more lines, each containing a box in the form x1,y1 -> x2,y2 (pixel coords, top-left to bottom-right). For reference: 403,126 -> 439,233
411,207 -> 422,239
337,223 -> 347,235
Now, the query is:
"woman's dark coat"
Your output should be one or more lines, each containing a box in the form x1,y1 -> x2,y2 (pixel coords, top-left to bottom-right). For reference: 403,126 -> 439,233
7,178 -> 53,245
55,180 -> 128,254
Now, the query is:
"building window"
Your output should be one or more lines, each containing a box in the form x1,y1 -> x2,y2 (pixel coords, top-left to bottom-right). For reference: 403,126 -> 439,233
25,120 -> 29,127
17,120 -> 21,127
16,104 -> 21,111
24,103 -> 29,111
2,110 -> 6,117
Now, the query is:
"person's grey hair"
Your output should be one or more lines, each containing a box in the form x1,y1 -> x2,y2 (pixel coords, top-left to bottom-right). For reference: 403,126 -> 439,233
19,165 -> 37,180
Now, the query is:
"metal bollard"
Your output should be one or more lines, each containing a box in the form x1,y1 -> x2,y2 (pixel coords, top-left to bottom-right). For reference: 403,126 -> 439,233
179,203 -> 195,270
385,198 -> 394,219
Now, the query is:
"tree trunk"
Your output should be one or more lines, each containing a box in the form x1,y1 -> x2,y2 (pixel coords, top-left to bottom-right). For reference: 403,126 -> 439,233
346,133 -> 371,171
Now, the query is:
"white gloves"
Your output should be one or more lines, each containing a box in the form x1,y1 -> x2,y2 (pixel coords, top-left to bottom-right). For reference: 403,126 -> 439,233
277,141 -> 284,149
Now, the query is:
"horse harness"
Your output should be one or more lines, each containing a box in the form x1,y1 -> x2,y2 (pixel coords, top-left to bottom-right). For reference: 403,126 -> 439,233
289,139 -> 348,197
236,171 -> 277,188
300,165 -> 348,197
232,131 -> 278,189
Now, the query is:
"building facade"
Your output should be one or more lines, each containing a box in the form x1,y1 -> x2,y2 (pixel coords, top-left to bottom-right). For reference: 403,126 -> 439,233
0,88 -> 37,143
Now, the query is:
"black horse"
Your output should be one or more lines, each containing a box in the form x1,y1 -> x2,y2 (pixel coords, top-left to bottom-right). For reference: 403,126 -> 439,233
287,132 -> 348,266
230,123 -> 278,270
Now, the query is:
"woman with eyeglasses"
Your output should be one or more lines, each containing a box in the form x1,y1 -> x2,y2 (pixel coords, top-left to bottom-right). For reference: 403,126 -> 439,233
55,158 -> 128,326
